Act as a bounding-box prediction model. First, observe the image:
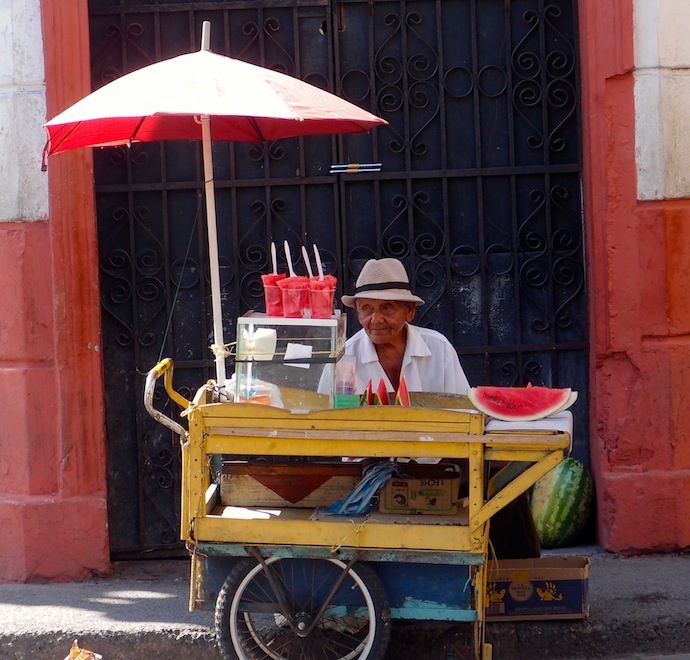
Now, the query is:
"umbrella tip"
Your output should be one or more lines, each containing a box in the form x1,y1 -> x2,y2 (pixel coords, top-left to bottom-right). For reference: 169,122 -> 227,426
201,21 -> 211,51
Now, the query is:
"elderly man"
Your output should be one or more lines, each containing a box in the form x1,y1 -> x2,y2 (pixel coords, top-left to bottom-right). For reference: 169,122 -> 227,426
340,258 -> 470,395
337,258 -> 539,559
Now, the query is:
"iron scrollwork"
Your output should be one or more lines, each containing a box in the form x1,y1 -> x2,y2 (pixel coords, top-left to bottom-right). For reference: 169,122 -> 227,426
89,0 -> 586,556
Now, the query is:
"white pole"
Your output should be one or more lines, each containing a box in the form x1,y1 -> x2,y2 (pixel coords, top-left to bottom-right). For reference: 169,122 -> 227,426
200,21 -> 226,385
201,117 -> 226,386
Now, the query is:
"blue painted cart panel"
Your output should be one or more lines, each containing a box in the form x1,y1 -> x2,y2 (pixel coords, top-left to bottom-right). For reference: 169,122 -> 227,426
371,562 -> 475,621
197,554 -> 476,621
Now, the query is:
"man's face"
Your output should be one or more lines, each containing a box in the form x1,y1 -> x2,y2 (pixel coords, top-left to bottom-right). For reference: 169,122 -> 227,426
355,298 -> 416,345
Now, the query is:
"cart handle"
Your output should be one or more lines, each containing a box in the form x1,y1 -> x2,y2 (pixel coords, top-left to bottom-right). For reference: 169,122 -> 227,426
144,358 -> 189,440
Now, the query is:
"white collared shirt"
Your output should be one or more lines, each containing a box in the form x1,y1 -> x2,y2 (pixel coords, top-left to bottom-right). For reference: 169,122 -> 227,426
344,324 -> 470,394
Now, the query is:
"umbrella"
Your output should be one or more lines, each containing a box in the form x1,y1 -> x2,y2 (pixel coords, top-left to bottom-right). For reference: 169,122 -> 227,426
43,21 -> 386,385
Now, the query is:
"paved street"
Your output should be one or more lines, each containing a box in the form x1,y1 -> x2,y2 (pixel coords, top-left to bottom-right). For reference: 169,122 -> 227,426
1,548 -> 690,659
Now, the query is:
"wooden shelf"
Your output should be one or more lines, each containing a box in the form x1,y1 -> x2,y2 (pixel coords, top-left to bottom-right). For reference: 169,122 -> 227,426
194,504 -> 481,554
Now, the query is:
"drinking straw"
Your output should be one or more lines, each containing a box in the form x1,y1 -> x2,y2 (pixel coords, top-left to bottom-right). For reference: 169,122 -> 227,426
301,245 -> 314,279
313,244 -> 325,281
270,242 -> 278,275
308,273 -> 337,318
284,240 -> 296,277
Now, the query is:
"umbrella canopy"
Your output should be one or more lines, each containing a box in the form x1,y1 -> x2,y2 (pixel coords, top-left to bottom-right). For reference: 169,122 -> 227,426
43,48 -> 385,156
43,22 -> 386,386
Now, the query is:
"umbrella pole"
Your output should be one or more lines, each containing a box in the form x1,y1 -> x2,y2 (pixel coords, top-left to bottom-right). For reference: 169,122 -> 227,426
201,114 -> 227,386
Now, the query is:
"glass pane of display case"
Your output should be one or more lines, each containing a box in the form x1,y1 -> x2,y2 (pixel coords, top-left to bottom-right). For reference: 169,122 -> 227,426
232,311 -> 346,411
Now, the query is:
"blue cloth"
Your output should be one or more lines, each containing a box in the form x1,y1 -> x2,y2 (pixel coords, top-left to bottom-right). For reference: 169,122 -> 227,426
323,461 -> 399,515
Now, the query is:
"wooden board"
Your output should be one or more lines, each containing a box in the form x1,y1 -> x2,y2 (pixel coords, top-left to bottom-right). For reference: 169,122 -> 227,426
220,462 -> 361,507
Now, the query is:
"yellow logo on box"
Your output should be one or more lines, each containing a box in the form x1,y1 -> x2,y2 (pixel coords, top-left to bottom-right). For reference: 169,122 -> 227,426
508,581 -> 534,602
536,581 -> 564,602
487,583 -> 506,603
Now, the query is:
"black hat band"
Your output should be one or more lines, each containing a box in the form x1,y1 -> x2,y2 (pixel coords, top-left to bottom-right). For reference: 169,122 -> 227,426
354,281 -> 411,294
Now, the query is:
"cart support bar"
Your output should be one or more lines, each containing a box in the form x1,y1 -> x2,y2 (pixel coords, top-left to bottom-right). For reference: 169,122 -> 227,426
144,358 -> 189,440
469,450 -> 564,531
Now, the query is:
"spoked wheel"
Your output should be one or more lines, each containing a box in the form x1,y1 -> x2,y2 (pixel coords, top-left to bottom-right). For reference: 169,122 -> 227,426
215,557 -> 391,660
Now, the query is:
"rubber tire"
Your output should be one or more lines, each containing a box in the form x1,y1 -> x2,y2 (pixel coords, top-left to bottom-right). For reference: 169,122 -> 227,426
215,557 -> 391,660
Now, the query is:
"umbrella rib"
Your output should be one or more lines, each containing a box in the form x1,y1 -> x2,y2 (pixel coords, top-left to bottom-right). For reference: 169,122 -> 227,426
246,117 -> 266,142
43,115 -> 150,168
129,116 -> 147,143
42,123 -> 82,165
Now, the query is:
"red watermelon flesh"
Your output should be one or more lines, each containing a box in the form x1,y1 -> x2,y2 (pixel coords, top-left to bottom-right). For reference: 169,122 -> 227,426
467,385 -> 574,421
376,378 -> 390,405
359,379 -> 375,406
367,380 -> 376,405
394,375 -> 410,406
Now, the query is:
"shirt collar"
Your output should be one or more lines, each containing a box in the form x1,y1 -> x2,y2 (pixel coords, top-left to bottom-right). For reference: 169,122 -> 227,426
404,324 -> 432,358
358,331 -> 380,364
358,324 -> 432,364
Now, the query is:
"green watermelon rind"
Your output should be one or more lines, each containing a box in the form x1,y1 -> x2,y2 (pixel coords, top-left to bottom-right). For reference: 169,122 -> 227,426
467,386 -> 574,421
553,390 -> 578,415
530,457 -> 593,548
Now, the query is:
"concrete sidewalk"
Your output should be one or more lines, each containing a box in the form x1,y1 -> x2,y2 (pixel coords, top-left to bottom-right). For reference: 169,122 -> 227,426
1,547 -> 689,660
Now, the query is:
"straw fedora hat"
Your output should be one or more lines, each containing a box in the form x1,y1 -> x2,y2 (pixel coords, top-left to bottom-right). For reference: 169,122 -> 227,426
341,258 -> 425,308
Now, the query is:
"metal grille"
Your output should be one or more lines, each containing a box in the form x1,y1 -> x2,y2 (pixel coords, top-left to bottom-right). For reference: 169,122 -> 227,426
334,0 -> 585,382
88,0 -> 586,556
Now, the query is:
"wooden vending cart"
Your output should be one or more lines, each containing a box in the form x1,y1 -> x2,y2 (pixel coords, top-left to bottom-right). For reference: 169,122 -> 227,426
144,352 -> 571,660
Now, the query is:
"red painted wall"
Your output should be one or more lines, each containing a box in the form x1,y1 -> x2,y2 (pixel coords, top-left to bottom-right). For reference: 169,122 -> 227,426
580,1 -> 690,552
0,0 -> 109,582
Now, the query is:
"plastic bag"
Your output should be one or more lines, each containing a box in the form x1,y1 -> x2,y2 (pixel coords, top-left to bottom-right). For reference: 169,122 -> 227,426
64,640 -> 103,660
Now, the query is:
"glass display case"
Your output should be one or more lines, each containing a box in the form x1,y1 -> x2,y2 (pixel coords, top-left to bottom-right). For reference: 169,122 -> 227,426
231,311 -> 347,411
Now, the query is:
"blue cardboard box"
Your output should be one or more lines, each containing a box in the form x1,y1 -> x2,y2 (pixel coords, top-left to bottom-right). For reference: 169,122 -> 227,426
486,556 -> 590,621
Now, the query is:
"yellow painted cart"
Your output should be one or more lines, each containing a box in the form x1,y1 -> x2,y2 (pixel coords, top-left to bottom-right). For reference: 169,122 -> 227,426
145,358 -> 571,660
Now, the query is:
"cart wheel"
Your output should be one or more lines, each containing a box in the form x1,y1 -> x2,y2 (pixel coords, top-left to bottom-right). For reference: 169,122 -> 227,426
215,557 -> 391,660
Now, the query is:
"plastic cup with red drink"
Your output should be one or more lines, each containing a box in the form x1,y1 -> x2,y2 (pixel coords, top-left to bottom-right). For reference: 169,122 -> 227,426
309,274 -> 337,319
261,273 -> 286,316
277,276 -> 310,318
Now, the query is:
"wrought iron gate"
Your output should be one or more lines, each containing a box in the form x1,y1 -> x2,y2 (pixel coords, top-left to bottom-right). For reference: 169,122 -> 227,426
88,0 -> 586,556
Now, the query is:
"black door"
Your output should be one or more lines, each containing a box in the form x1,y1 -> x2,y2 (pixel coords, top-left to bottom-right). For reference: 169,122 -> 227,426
88,0 -> 586,557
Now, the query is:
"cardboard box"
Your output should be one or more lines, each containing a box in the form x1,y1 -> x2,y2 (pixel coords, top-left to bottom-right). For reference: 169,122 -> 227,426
485,556 -> 590,621
378,463 -> 461,515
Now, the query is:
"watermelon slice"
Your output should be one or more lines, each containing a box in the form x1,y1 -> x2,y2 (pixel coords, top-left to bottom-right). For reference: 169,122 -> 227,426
367,380 -> 376,405
467,385 -> 575,421
553,390 -> 578,415
394,375 -> 410,406
360,379 -> 375,406
375,378 -> 390,405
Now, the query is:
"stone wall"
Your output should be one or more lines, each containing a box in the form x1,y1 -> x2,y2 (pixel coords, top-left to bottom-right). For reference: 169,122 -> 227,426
635,0 -> 690,200
0,0 -> 48,222
582,0 -> 690,552
0,0 -> 109,583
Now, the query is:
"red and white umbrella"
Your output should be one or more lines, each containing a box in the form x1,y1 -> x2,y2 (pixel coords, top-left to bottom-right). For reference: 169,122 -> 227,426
43,22 -> 386,384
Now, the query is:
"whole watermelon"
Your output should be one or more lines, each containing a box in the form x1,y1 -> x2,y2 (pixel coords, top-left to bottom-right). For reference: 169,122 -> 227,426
530,458 -> 593,548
